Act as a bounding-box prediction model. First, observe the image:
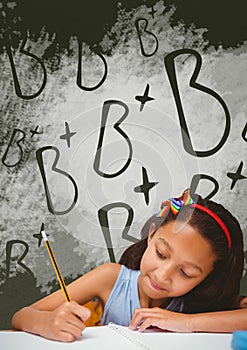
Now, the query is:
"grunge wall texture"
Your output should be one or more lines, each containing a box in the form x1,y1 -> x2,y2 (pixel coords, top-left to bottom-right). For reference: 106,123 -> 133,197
1,0 -> 247,329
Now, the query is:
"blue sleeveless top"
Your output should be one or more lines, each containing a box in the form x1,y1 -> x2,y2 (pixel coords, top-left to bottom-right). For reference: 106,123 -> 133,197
101,265 -> 184,326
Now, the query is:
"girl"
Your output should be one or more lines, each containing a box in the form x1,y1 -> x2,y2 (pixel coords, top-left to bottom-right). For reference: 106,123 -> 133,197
12,189 -> 247,342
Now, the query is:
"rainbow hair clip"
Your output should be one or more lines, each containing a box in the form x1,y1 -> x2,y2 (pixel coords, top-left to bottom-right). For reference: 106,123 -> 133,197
156,189 -> 195,217
156,188 -> 232,251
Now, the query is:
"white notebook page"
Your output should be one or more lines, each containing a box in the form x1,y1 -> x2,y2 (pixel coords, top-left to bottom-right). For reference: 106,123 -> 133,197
0,326 -> 232,350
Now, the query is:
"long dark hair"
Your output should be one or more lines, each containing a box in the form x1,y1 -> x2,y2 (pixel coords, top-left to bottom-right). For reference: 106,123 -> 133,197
119,194 -> 244,313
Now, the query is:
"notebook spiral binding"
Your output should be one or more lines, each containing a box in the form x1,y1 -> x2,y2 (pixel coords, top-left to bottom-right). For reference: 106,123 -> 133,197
108,322 -> 153,350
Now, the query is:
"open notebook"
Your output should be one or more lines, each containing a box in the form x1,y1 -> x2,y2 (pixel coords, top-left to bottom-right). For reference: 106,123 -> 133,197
1,324 -> 232,350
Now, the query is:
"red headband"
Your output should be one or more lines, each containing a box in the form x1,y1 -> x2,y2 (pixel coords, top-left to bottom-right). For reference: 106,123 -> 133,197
191,203 -> 232,251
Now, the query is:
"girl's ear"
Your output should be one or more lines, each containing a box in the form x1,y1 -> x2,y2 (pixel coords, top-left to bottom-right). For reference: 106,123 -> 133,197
147,223 -> 156,244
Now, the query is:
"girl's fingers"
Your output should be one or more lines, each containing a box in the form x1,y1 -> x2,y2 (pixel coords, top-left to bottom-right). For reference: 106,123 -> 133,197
59,329 -> 80,343
70,301 -> 91,322
130,309 -> 156,330
62,319 -> 85,338
58,313 -> 87,342
48,302 -> 89,342
65,312 -> 86,331
130,308 -> 167,330
130,308 -> 193,333
139,317 -> 163,332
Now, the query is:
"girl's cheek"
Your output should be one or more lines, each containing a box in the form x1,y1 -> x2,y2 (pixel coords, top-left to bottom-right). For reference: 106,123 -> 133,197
178,281 -> 199,295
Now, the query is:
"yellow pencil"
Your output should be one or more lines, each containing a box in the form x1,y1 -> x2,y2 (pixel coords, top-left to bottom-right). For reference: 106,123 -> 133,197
41,222 -> 71,302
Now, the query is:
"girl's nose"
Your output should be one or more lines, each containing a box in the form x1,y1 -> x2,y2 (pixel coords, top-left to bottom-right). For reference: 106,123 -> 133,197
155,263 -> 173,283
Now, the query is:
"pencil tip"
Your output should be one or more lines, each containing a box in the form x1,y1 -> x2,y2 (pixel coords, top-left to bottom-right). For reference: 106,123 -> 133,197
41,222 -> 44,231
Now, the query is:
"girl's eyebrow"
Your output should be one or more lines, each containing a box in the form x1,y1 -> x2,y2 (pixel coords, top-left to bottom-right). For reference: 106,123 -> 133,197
158,237 -> 173,252
183,261 -> 203,273
157,237 -> 203,273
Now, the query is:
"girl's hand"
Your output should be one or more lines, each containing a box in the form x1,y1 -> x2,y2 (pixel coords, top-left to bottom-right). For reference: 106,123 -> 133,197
39,301 -> 91,342
129,307 -> 193,333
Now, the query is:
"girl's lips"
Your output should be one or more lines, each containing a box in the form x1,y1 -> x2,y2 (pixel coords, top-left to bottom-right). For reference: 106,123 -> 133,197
149,277 -> 165,291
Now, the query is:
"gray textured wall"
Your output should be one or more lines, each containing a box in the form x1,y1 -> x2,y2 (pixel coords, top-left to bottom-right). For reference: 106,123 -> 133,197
0,0 -> 247,329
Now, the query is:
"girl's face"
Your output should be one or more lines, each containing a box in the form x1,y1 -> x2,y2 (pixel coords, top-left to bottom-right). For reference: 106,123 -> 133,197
138,220 -> 216,307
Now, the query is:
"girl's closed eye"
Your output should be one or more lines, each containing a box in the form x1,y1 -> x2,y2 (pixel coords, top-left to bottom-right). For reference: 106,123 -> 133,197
180,269 -> 193,279
156,249 -> 167,260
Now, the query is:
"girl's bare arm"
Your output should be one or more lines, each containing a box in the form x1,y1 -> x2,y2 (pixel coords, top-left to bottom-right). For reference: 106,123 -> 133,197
130,305 -> 247,333
11,263 -> 121,342
190,307 -> 247,333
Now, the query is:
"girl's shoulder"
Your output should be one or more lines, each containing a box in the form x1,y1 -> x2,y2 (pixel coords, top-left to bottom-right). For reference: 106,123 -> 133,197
87,262 -> 122,284
99,262 -> 122,272
93,262 -> 122,284
91,263 -> 122,303
67,263 -> 122,305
